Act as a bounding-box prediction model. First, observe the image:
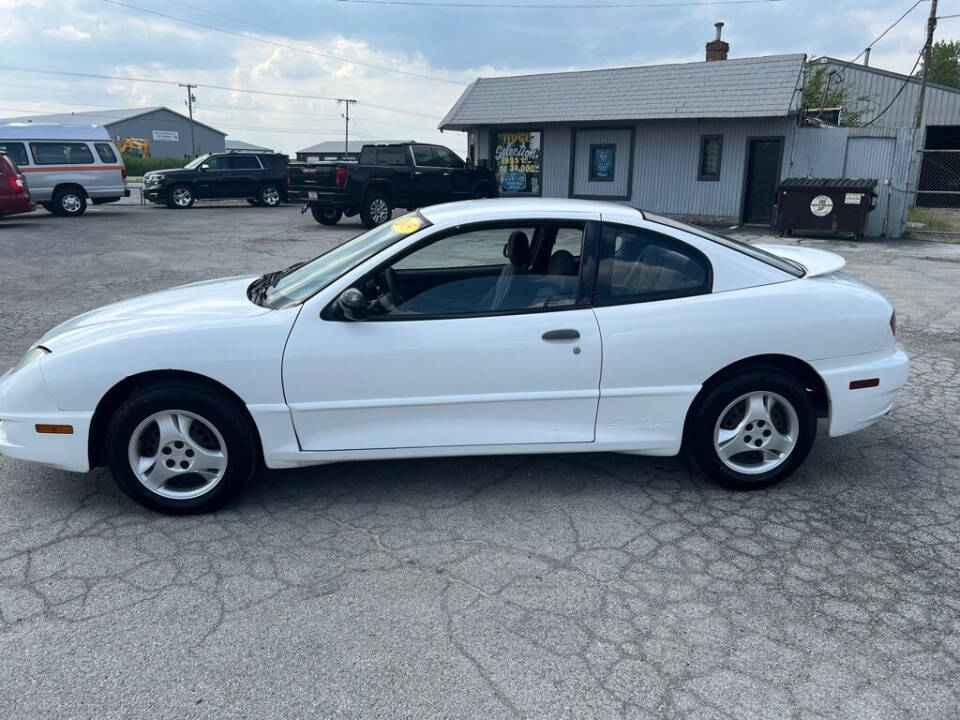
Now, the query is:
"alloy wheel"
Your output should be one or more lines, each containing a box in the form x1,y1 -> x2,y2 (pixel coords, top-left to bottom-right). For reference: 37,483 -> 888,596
127,410 -> 228,500
261,187 -> 280,206
61,193 -> 82,213
172,188 -> 192,207
370,198 -> 389,224
713,391 -> 799,475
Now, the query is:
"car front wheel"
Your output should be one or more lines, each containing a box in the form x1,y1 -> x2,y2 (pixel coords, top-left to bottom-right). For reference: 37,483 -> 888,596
360,192 -> 391,228
167,185 -> 194,209
106,383 -> 259,514
687,371 -> 816,491
53,188 -> 87,217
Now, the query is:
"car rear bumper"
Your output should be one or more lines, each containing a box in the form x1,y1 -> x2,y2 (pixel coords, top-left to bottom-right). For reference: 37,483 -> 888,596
288,190 -> 353,208
812,344 -> 910,437
0,365 -> 91,472
0,194 -> 35,216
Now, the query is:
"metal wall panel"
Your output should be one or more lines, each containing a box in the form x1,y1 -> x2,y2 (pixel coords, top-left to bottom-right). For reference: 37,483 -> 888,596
107,109 -> 225,158
822,61 -> 960,128
571,127 -> 632,198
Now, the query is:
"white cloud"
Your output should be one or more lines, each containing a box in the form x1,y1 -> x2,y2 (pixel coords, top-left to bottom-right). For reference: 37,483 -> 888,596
42,24 -> 92,41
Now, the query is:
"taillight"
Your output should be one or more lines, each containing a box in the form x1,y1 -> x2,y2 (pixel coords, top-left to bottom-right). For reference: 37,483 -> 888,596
121,164 -> 127,180
335,166 -> 347,187
7,175 -> 25,194
890,310 -> 897,337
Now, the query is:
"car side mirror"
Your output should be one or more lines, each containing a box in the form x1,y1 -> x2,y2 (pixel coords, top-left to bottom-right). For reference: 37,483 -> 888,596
200,164 -> 209,171
337,287 -> 368,321
465,156 -> 474,169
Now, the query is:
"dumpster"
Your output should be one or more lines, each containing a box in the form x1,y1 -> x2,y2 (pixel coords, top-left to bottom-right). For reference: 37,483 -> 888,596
776,178 -> 878,240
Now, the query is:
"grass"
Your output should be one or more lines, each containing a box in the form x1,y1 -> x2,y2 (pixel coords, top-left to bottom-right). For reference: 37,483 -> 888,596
121,155 -> 186,176
907,207 -> 960,233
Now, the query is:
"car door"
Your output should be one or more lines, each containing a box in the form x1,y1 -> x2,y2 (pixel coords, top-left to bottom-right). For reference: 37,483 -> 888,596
195,155 -> 230,198
227,154 -> 262,197
433,146 -> 472,200
282,218 -> 603,451
410,145 -> 452,206
590,221 -> 714,451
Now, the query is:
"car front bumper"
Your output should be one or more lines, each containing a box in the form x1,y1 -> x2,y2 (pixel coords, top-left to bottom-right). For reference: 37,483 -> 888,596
812,344 -> 910,437
0,363 -> 91,473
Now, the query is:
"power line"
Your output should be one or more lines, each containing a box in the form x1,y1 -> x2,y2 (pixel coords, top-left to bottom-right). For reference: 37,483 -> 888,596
102,0 -> 466,85
841,0 -> 927,70
164,0 -> 465,83
0,65 -> 441,120
333,0 -> 783,7
862,43 -> 926,126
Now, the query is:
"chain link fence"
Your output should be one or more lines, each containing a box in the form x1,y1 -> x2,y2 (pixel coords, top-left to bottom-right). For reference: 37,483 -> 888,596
910,149 -> 960,234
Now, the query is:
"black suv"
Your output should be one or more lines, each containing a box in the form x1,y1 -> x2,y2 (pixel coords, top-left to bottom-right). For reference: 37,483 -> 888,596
143,151 -> 289,209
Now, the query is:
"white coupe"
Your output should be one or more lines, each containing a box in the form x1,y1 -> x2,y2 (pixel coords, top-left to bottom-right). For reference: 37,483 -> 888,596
0,199 -> 909,513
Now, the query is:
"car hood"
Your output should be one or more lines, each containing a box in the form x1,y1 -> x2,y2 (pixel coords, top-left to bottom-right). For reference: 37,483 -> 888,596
146,168 -> 190,177
754,244 -> 846,277
38,275 -> 267,349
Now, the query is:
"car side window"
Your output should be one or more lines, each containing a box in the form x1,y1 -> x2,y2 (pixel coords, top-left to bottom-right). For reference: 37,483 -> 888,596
411,145 -> 435,167
433,147 -> 464,169
94,143 -> 118,163
229,155 -> 261,170
0,142 -> 29,166
204,156 -> 229,170
377,147 -> 407,165
360,223 -> 585,318
595,223 -> 710,305
30,142 -> 95,165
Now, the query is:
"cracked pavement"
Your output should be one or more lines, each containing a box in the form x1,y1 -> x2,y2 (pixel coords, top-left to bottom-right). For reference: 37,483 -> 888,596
1,203 -> 958,719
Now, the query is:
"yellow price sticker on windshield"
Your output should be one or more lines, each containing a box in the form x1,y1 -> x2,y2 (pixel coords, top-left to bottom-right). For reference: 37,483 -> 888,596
391,216 -> 422,234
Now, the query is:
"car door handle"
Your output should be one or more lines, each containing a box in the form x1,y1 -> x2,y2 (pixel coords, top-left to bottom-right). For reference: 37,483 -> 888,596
542,329 -> 580,341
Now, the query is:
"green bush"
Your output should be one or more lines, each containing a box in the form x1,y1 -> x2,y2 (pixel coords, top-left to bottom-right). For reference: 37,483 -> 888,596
121,155 -> 186,177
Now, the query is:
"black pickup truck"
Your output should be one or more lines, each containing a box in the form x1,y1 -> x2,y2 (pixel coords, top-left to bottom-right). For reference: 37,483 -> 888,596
287,142 -> 497,228
143,151 -> 289,209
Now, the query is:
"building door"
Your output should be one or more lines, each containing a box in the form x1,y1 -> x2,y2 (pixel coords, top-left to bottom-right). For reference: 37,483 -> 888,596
741,138 -> 783,224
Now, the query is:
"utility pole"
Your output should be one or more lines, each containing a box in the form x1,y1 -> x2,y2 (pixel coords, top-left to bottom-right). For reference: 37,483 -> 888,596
179,83 -> 198,157
913,0 -> 938,128
337,98 -> 357,160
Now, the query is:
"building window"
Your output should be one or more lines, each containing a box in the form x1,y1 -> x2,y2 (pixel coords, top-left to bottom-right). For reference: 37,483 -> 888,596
589,144 -> 616,182
698,135 -> 723,181
492,130 -> 542,195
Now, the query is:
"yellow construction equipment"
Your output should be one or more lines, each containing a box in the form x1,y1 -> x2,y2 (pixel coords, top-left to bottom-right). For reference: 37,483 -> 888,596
117,137 -> 151,159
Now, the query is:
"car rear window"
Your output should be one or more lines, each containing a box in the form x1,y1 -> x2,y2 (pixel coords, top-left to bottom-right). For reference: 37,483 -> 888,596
646,212 -> 804,277
0,141 -> 29,166
30,142 -> 95,165
94,143 -> 118,163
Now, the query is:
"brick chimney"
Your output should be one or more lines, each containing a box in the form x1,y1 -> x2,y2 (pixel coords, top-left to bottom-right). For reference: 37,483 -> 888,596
705,22 -> 729,61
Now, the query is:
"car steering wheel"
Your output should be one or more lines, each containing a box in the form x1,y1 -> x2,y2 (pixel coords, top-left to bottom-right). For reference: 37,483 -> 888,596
384,267 -> 405,305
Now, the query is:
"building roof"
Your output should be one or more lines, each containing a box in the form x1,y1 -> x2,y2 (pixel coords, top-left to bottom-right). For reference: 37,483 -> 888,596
296,139 -> 411,155
811,56 -> 960,96
0,106 -> 225,136
440,54 -> 807,129
225,139 -> 274,152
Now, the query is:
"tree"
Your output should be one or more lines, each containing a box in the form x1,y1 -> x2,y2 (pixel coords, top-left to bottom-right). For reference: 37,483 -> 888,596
802,63 -> 873,127
916,40 -> 960,88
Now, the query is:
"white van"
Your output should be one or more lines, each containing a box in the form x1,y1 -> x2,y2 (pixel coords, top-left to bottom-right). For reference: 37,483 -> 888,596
0,124 -> 128,217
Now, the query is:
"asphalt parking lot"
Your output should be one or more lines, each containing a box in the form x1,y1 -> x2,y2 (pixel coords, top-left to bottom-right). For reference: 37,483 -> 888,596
1,201 -> 958,719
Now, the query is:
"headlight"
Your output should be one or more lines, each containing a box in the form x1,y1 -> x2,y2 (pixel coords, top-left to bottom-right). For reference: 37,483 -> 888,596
11,346 -> 50,374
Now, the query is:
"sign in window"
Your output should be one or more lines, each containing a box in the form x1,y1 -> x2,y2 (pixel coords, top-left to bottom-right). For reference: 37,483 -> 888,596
493,131 -> 542,195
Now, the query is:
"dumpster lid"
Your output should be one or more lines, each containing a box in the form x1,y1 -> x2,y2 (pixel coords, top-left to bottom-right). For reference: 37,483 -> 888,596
778,177 -> 878,190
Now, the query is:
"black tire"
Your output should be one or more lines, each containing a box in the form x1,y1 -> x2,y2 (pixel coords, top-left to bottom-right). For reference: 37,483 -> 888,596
686,371 -> 816,491
360,192 -> 391,229
166,184 -> 194,209
311,206 -> 343,225
105,382 -> 260,514
41,202 -> 55,213
52,188 -> 87,217
259,183 -> 282,207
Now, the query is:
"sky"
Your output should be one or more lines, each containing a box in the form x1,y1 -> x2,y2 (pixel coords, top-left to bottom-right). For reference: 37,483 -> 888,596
0,0 -> 954,157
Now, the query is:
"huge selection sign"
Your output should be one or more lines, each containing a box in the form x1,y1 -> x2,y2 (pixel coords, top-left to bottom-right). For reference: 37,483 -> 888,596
152,130 -> 179,142
493,131 -> 541,195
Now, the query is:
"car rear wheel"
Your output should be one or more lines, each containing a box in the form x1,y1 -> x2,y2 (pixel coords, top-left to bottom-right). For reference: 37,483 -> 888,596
311,206 -> 342,225
167,185 -> 194,209
259,184 -> 281,207
360,192 -> 391,228
687,371 -> 816,490
106,383 -> 259,514
53,188 -> 87,217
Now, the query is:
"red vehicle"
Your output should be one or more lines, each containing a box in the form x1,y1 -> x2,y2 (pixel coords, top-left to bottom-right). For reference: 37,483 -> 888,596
0,151 -> 34,218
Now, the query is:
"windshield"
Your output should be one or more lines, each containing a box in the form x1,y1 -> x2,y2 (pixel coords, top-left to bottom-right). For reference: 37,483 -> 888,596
259,211 -> 431,308
183,153 -> 210,170
646,213 -> 805,277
